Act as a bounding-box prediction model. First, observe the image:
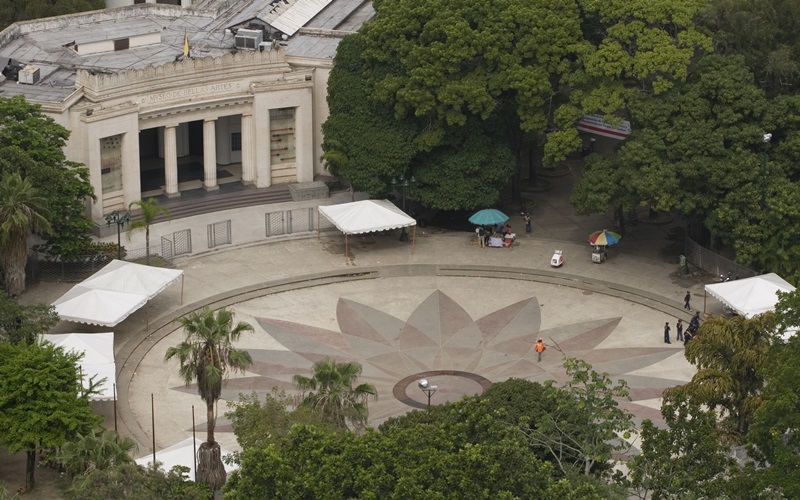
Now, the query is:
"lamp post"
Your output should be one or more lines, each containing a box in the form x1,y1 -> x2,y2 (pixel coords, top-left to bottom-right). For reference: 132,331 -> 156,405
761,133 -> 772,210
418,379 -> 438,410
391,174 -> 416,241
105,210 -> 131,259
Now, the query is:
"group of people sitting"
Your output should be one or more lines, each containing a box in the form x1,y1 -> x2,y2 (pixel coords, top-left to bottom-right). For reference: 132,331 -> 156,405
476,223 -> 515,248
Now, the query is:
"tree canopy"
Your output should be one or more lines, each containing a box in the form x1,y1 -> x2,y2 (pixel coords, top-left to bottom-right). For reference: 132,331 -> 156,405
0,96 -> 94,267
0,291 -> 58,344
322,0 -> 711,209
0,341 -> 101,492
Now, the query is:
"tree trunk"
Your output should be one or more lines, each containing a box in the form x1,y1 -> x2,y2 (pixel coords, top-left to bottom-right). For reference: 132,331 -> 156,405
25,448 -> 36,492
614,206 -> 626,236
206,401 -> 215,444
196,441 -> 226,491
1,233 -> 29,297
145,227 -> 150,265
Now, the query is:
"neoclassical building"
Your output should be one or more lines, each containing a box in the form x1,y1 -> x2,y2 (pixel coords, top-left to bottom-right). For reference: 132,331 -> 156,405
0,0 -> 372,222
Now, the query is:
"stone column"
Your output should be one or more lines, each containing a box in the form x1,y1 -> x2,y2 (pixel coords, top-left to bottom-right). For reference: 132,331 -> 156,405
241,112 -> 255,185
164,124 -> 180,198
203,118 -> 218,191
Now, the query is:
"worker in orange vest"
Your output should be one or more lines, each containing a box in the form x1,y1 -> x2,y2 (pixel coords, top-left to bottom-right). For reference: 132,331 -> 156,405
534,338 -> 546,362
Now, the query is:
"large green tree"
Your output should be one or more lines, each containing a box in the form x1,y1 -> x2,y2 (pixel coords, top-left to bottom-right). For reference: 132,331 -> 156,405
293,358 -> 377,430
0,291 -> 58,344
65,462 -> 211,500
225,390 -> 335,452
324,0 -> 711,207
523,357 -> 634,477
226,411 -> 607,499
704,0 -> 800,97
627,388 -> 737,499
0,96 -> 94,264
0,0 -> 104,30
0,341 -> 101,492
746,334 -> 800,497
164,307 -> 253,491
571,54 -> 768,236
0,173 -> 51,296
675,312 -> 775,438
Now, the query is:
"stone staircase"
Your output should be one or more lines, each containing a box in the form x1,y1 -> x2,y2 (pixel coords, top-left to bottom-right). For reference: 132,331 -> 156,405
141,184 -> 293,223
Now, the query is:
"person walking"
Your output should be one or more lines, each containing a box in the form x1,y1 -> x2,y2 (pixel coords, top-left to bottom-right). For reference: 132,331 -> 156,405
524,214 -> 532,233
476,227 -> 484,247
534,338 -> 546,362
676,319 -> 684,342
684,291 -> 691,310
664,322 -> 671,344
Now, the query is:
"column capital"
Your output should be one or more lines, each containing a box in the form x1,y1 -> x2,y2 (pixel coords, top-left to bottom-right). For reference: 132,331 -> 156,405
204,117 -> 218,123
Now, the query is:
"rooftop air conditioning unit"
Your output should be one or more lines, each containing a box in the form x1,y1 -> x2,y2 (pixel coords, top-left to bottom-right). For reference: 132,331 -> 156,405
18,65 -> 40,85
235,29 -> 263,50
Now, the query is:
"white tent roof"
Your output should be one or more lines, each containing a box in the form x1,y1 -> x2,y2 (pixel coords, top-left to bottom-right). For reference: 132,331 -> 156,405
53,286 -> 149,327
705,273 -> 795,318
80,259 -> 183,297
41,332 -> 116,401
52,260 -> 183,327
319,200 -> 416,235
135,438 -> 238,477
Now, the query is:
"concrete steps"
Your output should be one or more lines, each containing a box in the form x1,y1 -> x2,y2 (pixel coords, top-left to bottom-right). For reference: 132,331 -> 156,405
136,185 -> 293,223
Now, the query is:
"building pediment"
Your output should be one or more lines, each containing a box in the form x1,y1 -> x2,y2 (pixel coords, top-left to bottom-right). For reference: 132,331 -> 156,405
77,49 -> 292,104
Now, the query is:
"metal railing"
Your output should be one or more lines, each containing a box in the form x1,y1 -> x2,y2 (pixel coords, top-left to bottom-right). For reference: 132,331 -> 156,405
684,236 -> 758,279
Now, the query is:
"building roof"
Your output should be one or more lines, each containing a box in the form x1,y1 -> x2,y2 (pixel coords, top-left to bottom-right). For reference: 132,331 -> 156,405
0,0 -> 374,104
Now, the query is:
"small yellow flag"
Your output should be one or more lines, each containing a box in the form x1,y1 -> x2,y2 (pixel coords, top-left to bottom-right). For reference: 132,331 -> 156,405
183,32 -> 190,58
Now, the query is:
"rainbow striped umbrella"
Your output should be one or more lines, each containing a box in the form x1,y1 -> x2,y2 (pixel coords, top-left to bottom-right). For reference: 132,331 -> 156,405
588,229 -> 621,246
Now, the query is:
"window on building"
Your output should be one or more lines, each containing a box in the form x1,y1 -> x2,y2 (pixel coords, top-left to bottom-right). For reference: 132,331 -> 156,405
231,132 -> 242,151
270,108 -> 295,164
100,135 -> 123,194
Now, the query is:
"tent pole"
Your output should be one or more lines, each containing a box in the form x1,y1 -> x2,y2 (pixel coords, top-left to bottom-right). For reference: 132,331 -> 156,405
151,393 -> 156,465
703,289 -> 707,315
192,405 -> 197,482
345,234 -> 349,266
180,275 -> 184,305
146,301 -> 150,329
411,225 -> 416,255
317,211 -> 320,240
113,383 -> 117,434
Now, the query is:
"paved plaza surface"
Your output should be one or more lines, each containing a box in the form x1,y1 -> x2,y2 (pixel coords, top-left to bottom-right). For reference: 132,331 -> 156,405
21,162 -> 725,463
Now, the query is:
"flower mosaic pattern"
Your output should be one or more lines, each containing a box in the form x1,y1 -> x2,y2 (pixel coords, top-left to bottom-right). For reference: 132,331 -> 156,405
171,290 -> 683,426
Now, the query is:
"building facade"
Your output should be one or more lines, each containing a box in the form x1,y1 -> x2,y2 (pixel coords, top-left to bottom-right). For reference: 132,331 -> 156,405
0,0 -> 368,222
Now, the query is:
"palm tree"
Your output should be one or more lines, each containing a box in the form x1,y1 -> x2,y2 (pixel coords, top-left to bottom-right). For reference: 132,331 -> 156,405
293,358 -> 377,429
127,198 -> 170,265
0,173 -> 51,297
676,312 -> 775,438
58,430 -> 137,478
164,307 -> 253,491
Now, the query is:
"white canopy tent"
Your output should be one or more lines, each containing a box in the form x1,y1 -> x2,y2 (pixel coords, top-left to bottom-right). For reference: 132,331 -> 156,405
135,438 -> 238,478
52,260 -> 184,327
318,200 -> 417,265
40,332 -> 116,401
704,273 -> 795,318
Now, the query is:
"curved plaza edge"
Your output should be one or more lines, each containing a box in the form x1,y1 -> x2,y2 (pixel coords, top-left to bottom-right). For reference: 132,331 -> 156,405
115,252 -> 694,451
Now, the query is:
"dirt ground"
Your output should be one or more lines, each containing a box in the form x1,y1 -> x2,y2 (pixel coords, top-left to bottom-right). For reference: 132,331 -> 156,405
0,449 -> 67,499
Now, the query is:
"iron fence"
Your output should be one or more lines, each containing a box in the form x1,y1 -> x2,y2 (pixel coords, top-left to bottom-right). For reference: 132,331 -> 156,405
265,211 -> 286,237
26,247 -> 173,283
208,220 -> 232,248
161,229 -> 192,261
684,236 -> 758,280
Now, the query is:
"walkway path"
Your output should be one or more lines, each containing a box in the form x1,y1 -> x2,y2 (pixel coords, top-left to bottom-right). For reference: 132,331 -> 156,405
21,160 -> 721,463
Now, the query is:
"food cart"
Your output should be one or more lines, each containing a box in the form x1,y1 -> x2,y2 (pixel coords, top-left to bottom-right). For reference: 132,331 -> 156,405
551,250 -> 564,267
